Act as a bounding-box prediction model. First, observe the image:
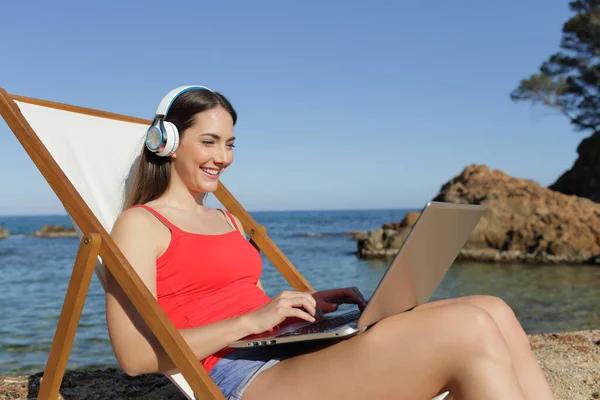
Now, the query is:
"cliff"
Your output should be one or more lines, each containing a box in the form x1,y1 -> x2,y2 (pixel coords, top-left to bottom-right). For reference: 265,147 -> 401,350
550,131 -> 600,203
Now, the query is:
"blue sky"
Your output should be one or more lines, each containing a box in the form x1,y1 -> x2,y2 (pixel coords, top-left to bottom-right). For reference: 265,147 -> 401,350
0,1 -> 584,215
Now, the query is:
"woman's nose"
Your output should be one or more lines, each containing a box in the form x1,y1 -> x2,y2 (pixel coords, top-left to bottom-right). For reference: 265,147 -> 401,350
214,146 -> 230,164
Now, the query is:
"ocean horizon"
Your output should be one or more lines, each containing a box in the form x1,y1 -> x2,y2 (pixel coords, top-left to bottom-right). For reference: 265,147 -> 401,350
0,206 -> 420,218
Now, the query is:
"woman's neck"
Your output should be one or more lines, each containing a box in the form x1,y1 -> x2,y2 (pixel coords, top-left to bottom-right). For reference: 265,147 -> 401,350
158,181 -> 208,213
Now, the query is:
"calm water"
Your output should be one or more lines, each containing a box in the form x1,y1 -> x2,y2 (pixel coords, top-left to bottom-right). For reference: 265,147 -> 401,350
0,210 -> 599,375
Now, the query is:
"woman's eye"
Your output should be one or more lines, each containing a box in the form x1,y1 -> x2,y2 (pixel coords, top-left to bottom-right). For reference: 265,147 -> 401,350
201,141 -> 214,145
227,143 -> 236,149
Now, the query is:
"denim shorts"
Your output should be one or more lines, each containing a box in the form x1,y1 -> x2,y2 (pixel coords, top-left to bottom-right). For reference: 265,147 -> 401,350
209,342 -> 325,399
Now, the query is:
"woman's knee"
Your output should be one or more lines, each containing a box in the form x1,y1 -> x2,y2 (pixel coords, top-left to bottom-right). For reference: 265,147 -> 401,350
465,296 -> 530,346
447,303 -> 516,372
450,303 -> 503,339
467,295 -> 517,322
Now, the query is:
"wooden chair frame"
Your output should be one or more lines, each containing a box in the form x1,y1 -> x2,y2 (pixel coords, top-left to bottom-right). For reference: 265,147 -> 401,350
0,88 -> 313,400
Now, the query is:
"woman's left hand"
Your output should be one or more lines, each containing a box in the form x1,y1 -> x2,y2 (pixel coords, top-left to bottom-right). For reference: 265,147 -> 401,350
311,287 -> 368,318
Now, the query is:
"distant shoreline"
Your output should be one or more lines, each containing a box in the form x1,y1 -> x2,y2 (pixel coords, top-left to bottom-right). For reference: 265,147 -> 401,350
0,207 -> 420,218
0,223 -> 77,239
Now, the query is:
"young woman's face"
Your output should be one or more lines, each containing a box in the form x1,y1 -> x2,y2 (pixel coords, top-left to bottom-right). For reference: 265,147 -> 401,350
171,106 -> 235,194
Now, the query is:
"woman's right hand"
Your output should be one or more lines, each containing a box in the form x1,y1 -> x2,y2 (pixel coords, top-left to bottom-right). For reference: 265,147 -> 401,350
242,291 -> 318,335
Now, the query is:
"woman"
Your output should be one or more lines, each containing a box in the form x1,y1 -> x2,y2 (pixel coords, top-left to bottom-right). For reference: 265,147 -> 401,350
107,86 -> 555,400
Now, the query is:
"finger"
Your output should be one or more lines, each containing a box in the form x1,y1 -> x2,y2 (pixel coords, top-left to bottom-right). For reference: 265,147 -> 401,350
330,289 -> 360,305
287,308 -> 317,323
344,288 -> 366,305
292,292 -> 317,309
280,291 -> 317,307
281,297 -> 317,316
318,301 -> 338,313
349,288 -> 368,308
355,288 -> 368,304
327,289 -> 366,311
315,305 -> 325,320
303,292 -> 317,307
348,287 -> 362,299
300,296 -> 317,315
314,288 -> 364,309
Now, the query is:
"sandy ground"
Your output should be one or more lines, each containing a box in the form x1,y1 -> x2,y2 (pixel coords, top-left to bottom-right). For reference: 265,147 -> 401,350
529,329 -> 599,400
0,329 -> 598,399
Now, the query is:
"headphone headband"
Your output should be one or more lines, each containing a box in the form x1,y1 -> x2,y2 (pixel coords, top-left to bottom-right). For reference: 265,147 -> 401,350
154,85 -> 214,118
146,84 -> 214,157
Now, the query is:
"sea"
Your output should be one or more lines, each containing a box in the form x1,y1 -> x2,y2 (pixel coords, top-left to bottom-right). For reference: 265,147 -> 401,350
0,209 -> 599,375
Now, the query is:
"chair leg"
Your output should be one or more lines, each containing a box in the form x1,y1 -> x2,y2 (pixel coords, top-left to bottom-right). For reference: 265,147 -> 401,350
37,234 -> 102,400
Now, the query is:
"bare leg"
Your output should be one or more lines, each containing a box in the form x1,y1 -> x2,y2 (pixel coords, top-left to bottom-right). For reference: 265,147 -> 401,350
416,296 -> 555,400
244,303 -> 525,400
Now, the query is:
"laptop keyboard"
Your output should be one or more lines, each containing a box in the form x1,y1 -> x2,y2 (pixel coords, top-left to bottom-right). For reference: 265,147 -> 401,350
278,309 -> 361,337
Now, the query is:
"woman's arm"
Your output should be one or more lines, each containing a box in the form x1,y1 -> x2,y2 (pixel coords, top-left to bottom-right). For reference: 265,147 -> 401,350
106,208 -> 257,376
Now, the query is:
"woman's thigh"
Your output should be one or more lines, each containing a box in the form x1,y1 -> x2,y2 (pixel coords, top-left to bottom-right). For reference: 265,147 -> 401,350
242,302 -> 507,400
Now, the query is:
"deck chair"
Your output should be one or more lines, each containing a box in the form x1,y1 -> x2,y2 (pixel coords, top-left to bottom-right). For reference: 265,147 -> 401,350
0,89 -> 450,400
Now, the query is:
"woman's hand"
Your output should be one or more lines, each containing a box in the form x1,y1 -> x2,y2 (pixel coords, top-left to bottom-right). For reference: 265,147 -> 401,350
242,291 -> 318,335
312,287 -> 368,317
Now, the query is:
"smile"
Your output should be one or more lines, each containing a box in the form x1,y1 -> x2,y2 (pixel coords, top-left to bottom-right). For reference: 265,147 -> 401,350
200,167 -> 221,178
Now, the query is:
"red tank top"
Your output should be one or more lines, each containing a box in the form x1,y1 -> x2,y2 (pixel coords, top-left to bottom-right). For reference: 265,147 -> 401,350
132,204 -> 272,372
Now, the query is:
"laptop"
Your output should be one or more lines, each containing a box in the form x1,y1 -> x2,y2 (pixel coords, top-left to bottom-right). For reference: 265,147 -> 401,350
229,201 -> 486,348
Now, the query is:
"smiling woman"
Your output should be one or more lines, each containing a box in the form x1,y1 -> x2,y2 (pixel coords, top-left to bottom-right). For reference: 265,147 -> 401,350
107,86 -> 556,400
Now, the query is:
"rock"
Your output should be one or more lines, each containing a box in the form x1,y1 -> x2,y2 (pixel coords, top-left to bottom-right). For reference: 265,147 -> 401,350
31,224 -> 78,238
382,211 -> 420,230
0,225 -> 8,239
355,164 -> 600,264
549,131 -> 600,203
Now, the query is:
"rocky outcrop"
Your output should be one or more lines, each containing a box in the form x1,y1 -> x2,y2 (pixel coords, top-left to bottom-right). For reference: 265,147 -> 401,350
31,224 -> 77,238
550,131 -> 600,203
354,164 -> 600,264
0,225 -> 8,239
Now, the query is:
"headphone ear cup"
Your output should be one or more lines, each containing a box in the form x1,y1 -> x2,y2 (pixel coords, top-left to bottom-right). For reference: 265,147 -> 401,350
158,121 -> 180,157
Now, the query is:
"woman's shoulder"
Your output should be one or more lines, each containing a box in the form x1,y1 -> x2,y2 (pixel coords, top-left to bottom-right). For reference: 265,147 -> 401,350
117,204 -> 152,220
111,204 -> 171,257
112,204 -> 162,236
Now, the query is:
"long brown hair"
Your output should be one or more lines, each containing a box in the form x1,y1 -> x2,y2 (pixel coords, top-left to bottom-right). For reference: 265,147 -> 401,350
124,88 -> 237,210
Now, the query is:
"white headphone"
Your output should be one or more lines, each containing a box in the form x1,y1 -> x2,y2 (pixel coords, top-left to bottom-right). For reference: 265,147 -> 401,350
145,85 -> 214,157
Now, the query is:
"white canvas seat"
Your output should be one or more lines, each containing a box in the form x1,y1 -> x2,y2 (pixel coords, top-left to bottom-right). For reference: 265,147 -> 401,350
13,100 -> 202,397
1,91 -> 449,400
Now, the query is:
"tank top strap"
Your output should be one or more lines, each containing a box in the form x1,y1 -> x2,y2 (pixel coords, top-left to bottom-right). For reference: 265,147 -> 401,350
131,204 -> 181,233
220,209 -> 240,232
